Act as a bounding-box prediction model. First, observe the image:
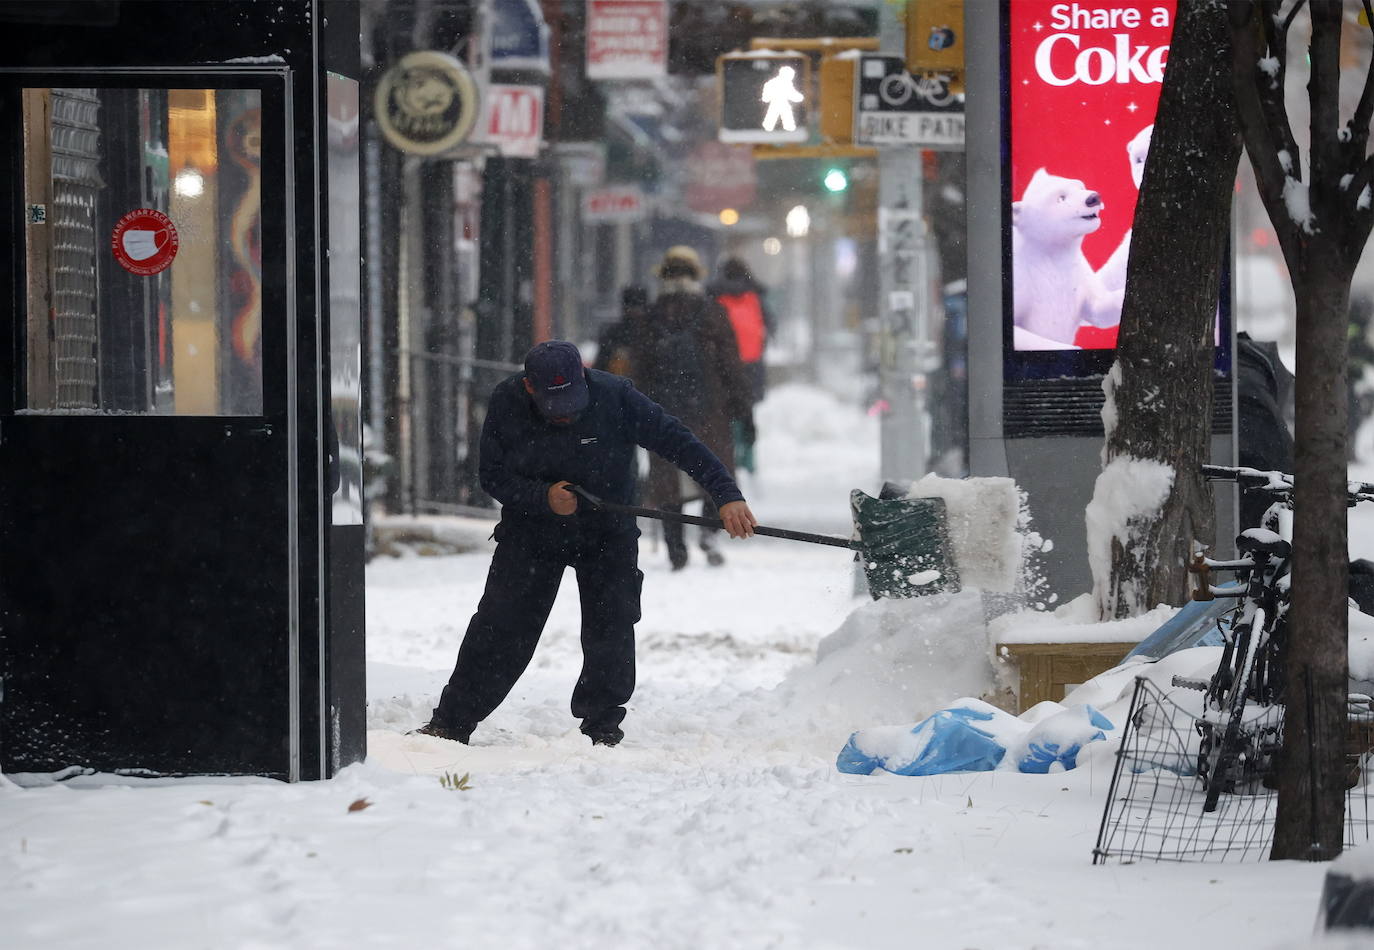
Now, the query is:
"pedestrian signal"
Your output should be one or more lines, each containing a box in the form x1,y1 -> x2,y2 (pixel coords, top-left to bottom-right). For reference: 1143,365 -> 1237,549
718,52 -> 810,144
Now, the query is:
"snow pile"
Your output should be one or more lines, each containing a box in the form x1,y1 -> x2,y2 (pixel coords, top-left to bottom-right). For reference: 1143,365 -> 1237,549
766,590 -> 998,736
1330,840 -> 1374,880
837,698 -> 1112,777
993,591 -> 1176,645
1085,454 -> 1175,618
900,473 -> 1024,592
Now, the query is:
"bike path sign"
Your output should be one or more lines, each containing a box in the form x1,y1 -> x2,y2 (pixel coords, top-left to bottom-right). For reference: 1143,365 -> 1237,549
855,54 -> 964,149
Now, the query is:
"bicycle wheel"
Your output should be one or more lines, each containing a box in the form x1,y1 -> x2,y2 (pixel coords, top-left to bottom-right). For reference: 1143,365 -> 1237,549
879,73 -> 911,106
1203,605 -> 1265,812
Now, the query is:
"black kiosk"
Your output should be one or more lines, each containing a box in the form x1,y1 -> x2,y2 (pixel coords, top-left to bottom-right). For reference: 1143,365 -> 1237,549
0,1 -> 365,781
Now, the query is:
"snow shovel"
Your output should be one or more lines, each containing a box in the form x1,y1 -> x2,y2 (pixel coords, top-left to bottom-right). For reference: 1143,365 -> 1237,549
568,485 -> 959,600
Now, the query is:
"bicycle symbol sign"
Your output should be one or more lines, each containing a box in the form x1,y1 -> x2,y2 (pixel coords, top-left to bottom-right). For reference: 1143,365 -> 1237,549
855,54 -> 963,148
877,70 -> 956,108
858,55 -> 960,113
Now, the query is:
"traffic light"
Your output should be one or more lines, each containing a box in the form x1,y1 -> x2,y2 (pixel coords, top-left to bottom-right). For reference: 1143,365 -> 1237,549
819,53 -> 856,145
906,0 -> 964,94
823,167 -> 848,192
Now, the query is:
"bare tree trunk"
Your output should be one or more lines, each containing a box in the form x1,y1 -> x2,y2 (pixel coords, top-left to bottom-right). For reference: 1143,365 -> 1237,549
1229,0 -> 1370,860
1275,262 -> 1351,859
1097,0 -> 1240,620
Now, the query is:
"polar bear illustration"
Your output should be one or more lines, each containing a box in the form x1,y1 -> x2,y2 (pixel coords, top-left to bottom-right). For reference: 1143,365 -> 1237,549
1097,124 -> 1153,293
1012,168 -> 1125,348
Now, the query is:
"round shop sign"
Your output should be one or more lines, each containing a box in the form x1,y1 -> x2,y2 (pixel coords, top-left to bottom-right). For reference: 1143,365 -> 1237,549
111,208 -> 179,276
375,50 -> 479,155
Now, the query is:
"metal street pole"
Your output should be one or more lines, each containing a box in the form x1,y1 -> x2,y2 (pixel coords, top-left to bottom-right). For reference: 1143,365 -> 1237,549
877,1 -> 930,485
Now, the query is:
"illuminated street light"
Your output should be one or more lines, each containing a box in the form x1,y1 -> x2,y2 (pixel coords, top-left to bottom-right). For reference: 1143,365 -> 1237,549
762,236 -> 782,255
785,204 -> 810,238
719,207 -> 740,226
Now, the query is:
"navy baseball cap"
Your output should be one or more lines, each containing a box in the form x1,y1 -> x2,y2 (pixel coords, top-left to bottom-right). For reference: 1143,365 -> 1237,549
524,341 -> 589,419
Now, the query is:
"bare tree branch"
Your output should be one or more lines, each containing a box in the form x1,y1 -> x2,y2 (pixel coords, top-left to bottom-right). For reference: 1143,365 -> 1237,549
1232,1 -> 1306,269
1279,0 -> 1307,34
1344,152 -> 1374,214
1350,0 -> 1374,145
1256,0 -> 1303,180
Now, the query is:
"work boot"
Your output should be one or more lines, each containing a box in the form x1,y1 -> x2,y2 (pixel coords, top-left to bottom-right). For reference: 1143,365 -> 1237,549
410,720 -> 473,744
583,725 -> 624,747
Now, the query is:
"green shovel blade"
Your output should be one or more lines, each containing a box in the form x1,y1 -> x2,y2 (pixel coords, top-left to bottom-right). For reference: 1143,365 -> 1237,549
850,489 -> 961,600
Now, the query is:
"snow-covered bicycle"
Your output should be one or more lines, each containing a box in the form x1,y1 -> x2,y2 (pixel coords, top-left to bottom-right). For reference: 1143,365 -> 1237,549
1174,465 -> 1374,812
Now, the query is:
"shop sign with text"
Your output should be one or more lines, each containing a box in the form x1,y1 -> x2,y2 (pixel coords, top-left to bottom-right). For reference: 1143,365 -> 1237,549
587,0 -> 667,80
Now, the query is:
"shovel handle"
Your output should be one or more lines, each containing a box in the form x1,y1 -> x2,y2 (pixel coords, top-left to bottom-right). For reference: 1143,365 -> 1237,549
568,485 -> 859,550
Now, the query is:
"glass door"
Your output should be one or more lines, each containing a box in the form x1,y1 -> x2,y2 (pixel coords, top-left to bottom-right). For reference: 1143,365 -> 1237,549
0,69 -> 298,778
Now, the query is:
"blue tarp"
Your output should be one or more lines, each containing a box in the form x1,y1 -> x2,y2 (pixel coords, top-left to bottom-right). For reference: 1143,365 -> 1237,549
837,700 -> 1113,777
1123,587 -> 1238,661
836,705 -> 1009,777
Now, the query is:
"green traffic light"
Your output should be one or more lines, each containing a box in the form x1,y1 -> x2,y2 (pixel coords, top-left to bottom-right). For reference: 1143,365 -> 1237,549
823,167 -> 848,192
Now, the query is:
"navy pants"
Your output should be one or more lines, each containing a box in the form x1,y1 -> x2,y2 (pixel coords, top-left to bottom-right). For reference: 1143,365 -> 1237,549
433,527 -> 643,735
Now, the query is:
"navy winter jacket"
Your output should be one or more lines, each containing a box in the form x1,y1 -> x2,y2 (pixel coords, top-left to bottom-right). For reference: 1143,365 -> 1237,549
479,368 -> 744,538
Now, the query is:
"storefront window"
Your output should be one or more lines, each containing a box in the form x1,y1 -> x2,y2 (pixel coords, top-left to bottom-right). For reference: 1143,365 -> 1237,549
21,86 -> 263,415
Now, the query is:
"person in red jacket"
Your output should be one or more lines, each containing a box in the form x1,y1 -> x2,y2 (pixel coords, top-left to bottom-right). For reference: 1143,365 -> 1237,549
710,257 -> 773,405
709,257 -> 774,474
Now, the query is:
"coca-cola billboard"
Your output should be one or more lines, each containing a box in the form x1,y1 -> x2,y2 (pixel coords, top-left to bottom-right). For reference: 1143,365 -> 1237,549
1007,1 -> 1173,357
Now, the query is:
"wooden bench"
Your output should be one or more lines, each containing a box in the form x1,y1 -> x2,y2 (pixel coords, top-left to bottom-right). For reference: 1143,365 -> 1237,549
997,641 -> 1136,712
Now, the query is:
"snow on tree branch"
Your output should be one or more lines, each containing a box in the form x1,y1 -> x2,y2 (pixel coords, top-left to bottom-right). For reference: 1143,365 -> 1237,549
1283,176 -> 1317,233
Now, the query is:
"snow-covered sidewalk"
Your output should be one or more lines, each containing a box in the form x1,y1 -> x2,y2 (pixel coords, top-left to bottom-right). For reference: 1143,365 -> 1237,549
3,386 -> 1369,949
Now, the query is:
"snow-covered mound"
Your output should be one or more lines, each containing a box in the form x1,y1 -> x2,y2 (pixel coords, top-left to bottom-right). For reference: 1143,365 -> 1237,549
767,589 -> 998,733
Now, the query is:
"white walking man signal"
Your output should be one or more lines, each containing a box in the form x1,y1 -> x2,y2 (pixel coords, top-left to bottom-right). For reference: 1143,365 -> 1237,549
761,66 -> 803,132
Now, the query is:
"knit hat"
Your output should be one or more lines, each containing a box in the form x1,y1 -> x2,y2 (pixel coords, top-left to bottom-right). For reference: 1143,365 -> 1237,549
657,245 -> 704,280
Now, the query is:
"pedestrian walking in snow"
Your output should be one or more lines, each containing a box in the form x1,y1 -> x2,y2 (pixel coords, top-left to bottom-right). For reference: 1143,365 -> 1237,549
592,284 -> 649,377
414,340 -> 757,747
630,246 -> 755,570
709,257 -> 773,406
709,256 -> 774,474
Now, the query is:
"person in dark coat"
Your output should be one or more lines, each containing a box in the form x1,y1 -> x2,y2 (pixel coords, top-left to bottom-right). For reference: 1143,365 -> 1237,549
414,341 -> 757,747
631,246 -> 755,570
1235,332 -> 1295,530
593,285 -> 649,377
